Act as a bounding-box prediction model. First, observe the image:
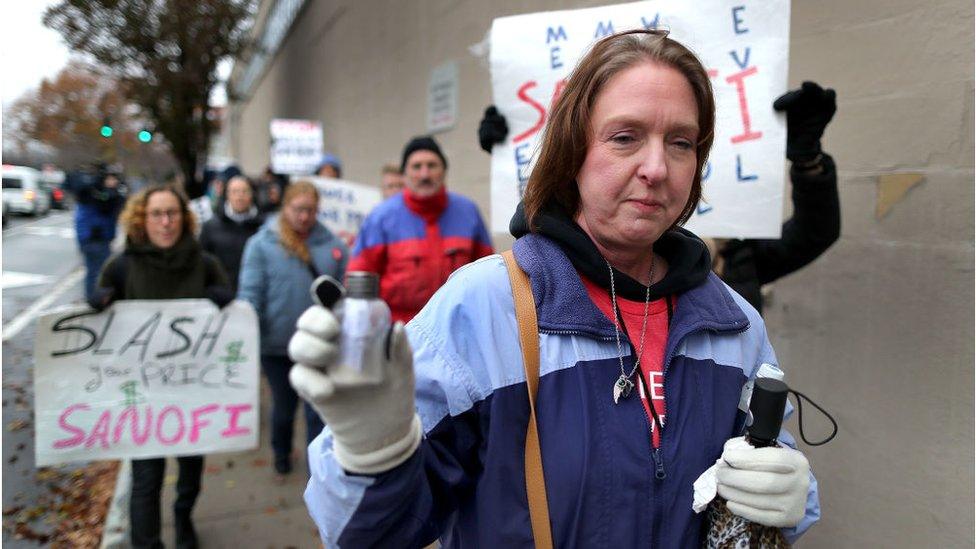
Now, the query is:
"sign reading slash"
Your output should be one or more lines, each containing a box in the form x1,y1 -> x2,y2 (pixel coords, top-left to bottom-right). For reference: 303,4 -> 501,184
33,300 -> 260,466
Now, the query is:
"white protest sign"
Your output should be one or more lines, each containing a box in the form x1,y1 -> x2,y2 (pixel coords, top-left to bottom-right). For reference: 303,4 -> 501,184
33,300 -> 260,466
304,176 -> 382,244
270,118 -> 324,175
489,0 -> 789,238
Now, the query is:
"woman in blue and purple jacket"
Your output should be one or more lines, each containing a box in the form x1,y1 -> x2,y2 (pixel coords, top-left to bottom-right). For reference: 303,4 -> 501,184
287,29 -> 820,548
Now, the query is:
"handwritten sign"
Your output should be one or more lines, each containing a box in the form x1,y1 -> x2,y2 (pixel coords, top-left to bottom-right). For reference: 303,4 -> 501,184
304,176 -> 382,246
428,61 -> 459,133
489,0 -> 789,238
270,118 -> 324,175
33,300 -> 260,466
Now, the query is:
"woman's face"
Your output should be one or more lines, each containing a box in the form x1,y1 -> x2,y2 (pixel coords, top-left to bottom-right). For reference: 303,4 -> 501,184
575,60 -> 699,253
145,190 -> 184,249
283,192 -> 318,235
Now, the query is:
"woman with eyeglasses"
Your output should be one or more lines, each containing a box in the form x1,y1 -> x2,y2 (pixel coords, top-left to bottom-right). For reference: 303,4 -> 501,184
89,183 -> 232,549
288,30 -> 820,547
238,180 -> 348,479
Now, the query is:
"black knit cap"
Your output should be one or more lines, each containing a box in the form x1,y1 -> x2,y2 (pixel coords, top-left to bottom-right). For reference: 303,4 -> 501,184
401,135 -> 448,172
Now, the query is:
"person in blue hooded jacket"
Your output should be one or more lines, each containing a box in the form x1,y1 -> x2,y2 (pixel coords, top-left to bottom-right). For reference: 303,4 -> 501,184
65,167 -> 125,301
287,30 -> 820,547
238,180 -> 348,477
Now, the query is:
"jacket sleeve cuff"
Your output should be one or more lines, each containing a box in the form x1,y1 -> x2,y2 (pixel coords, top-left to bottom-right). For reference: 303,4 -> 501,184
333,414 -> 424,475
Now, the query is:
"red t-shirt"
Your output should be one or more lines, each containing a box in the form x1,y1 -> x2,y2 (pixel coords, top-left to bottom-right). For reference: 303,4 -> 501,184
581,274 -> 670,447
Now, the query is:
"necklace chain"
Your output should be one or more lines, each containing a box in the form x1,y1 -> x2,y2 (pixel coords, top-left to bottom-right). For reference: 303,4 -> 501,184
606,256 -> 655,383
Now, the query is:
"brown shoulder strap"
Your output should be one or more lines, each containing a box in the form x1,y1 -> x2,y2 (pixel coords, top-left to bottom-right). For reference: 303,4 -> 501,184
501,250 -> 554,549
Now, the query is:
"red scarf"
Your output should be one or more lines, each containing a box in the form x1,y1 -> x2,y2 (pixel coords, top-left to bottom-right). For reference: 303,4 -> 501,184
403,185 -> 448,224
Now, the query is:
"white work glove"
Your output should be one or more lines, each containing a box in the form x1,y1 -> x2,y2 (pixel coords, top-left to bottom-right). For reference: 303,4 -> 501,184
715,436 -> 810,528
288,306 -> 423,475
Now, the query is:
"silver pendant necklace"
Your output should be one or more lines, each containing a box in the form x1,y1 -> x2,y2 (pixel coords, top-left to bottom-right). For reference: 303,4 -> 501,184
607,255 -> 655,404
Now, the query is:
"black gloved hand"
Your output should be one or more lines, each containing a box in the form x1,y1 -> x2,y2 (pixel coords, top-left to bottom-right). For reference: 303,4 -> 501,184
205,286 -> 235,308
773,81 -> 837,163
478,106 -> 509,153
88,286 -> 116,312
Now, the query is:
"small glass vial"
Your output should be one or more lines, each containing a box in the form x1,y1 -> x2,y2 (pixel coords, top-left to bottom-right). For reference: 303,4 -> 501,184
332,272 -> 390,386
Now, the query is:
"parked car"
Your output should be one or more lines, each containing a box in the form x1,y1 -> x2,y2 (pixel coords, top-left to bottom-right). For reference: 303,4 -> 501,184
2,165 -> 52,217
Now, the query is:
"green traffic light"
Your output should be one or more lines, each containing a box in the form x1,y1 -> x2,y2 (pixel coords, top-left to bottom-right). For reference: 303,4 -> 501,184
100,125 -> 113,138
138,130 -> 152,143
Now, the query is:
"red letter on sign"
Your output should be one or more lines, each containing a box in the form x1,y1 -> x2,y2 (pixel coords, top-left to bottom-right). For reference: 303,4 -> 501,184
54,404 -> 90,449
726,66 -> 762,144
512,81 -> 547,144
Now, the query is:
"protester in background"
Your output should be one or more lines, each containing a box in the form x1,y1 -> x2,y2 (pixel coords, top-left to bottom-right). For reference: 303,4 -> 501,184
348,135 -> 493,322
316,154 -> 342,179
256,167 -> 285,213
88,184 -> 232,549
479,84 -> 840,316
238,181 -> 348,477
200,175 -> 264,294
65,167 -> 125,301
289,30 -> 819,547
380,163 -> 405,198
705,82 -> 840,313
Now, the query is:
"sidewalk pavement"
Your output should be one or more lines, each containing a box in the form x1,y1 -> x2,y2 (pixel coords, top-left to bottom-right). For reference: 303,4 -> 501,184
104,380 -> 322,548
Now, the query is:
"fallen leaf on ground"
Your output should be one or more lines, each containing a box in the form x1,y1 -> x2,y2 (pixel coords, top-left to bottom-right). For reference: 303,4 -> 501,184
7,419 -> 29,431
251,458 -> 269,467
205,465 -> 222,475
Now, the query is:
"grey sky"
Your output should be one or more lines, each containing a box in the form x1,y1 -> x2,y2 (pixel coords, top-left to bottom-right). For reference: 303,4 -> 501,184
1,1 -> 71,108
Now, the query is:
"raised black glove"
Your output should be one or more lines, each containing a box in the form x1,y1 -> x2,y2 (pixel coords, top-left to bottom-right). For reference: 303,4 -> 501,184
773,81 -> 837,163
205,286 -> 235,308
88,286 -> 116,312
478,106 -> 509,153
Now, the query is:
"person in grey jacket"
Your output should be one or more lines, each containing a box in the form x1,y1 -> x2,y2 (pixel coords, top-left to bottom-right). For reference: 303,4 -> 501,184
238,180 -> 349,476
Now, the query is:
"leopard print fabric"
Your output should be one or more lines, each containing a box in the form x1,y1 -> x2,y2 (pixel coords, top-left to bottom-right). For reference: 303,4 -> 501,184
703,497 -> 791,549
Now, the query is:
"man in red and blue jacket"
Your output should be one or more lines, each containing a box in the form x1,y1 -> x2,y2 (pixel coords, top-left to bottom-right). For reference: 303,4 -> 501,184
348,136 -> 494,322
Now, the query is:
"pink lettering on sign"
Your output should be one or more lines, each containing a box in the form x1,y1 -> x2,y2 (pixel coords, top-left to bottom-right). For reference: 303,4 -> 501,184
725,66 -> 763,144
189,404 -> 219,443
51,403 -> 254,450
221,404 -> 253,438
54,404 -> 90,449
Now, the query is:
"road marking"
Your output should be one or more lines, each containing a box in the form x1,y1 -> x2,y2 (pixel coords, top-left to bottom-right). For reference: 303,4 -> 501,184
1,271 -> 55,289
2,212 -> 73,238
21,226 -> 75,239
2,267 -> 85,342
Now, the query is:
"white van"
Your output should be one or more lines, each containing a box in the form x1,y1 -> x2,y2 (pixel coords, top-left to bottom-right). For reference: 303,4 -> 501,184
2,165 -> 52,216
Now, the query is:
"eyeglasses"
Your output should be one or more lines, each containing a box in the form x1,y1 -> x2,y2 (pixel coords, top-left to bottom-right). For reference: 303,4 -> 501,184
147,209 -> 182,221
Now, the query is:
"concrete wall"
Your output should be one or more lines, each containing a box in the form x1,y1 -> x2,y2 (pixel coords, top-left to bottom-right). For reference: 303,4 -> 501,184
229,1 -> 975,545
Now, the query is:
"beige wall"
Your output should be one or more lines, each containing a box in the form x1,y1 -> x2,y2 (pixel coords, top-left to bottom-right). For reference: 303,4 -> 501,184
229,1 -> 975,545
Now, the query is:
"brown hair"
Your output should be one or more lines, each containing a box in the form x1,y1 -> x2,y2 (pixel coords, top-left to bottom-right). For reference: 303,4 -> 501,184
119,184 -> 196,245
522,29 -> 715,230
278,180 -> 320,263
381,163 -> 402,175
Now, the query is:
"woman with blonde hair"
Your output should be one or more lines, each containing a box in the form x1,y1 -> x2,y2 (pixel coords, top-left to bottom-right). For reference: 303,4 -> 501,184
90,183 -> 231,549
238,180 -> 348,477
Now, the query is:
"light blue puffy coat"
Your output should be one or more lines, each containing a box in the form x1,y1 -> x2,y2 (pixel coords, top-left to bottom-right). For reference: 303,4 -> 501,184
238,217 -> 348,356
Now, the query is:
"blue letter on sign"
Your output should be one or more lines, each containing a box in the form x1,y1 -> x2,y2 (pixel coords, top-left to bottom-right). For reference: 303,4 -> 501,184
594,20 -> 615,38
641,14 -> 660,30
736,155 -> 758,182
515,143 -> 532,187
550,47 -> 563,69
546,25 -> 568,43
732,6 -> 748,34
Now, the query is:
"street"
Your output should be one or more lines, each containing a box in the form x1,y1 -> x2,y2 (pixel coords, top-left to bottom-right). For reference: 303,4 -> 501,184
1,211 -> 321,547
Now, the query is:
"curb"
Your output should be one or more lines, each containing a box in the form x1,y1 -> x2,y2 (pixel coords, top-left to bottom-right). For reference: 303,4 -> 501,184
100,460 -> 131,549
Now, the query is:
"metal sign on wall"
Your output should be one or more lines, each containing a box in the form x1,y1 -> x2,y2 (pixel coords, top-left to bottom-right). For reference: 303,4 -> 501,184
427,61 -> 459,133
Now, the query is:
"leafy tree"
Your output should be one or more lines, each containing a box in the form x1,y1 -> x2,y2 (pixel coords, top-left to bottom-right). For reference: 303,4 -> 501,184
4,61 -> 176,180
44,0 -> 253,197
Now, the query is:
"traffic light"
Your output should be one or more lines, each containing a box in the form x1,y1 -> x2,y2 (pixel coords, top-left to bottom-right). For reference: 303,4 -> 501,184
100,117 -> 113,138
138,129 -> 153,143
